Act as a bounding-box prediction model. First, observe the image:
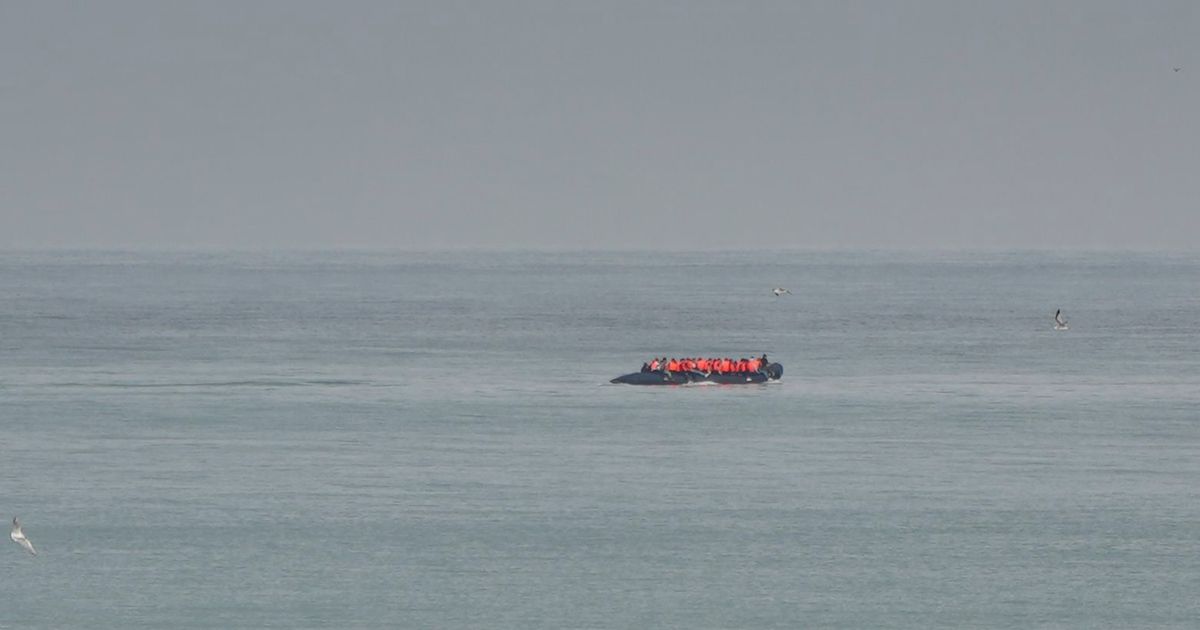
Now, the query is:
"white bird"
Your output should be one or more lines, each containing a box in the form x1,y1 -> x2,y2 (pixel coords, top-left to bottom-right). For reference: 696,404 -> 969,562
1054,309 -> 1069,331
772,288 -> 791,296
11,517 -> 36,556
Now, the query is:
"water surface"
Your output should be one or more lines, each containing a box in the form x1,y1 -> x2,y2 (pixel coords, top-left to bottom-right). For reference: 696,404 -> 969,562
3,250 -> 1199,628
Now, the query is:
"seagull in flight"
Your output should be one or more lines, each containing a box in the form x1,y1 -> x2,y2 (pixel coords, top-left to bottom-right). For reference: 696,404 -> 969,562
772,288 -> 791,296
1054,309 -> 1069,331
10,518 -> 36,556
1174,67 -> 1182,72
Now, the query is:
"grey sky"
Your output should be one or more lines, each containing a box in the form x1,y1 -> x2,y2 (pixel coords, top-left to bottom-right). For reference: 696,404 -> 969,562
2,1 -> 1197,250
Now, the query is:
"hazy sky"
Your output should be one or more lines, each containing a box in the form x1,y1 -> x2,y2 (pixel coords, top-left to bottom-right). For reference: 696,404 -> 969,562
2,1 -> 1197,250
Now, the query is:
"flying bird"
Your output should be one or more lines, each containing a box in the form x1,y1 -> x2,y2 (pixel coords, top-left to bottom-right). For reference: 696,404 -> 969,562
772,288 -> 791,296
1054,309 -> 1069,331
10,518 -> 36,556
1174,67 -> 1182,72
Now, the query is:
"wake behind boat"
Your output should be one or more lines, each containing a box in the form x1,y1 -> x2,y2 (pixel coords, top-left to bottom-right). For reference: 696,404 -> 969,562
611,355 -> 782,385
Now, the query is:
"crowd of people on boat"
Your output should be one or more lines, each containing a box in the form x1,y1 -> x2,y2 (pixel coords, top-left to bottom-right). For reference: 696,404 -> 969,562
641,354 -> 770,375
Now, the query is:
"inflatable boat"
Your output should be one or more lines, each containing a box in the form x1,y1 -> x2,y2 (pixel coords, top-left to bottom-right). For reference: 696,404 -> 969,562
610,363 -> 783,385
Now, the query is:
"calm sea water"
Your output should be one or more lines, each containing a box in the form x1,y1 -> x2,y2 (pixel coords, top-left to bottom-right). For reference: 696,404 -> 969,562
3,250 -> 1199,629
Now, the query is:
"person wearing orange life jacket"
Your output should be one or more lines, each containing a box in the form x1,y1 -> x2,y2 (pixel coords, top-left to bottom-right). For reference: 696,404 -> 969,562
667,358 -> 680,372
649,358 -> 660,371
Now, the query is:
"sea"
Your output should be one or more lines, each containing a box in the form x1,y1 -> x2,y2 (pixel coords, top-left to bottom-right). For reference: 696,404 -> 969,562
2,250 -> 1199,629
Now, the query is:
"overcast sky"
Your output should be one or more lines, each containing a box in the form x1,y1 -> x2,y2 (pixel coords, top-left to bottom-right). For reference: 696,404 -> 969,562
2,1 -> 1197,250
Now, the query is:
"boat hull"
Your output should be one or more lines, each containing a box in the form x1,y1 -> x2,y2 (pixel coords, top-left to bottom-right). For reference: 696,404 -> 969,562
610,363 -> 783,385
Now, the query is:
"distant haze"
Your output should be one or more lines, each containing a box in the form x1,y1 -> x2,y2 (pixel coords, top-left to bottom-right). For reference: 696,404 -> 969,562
2,1 -> 1197,250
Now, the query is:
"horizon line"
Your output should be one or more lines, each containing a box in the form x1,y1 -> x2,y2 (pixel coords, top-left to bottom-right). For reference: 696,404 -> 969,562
3,245 -> 1199,255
